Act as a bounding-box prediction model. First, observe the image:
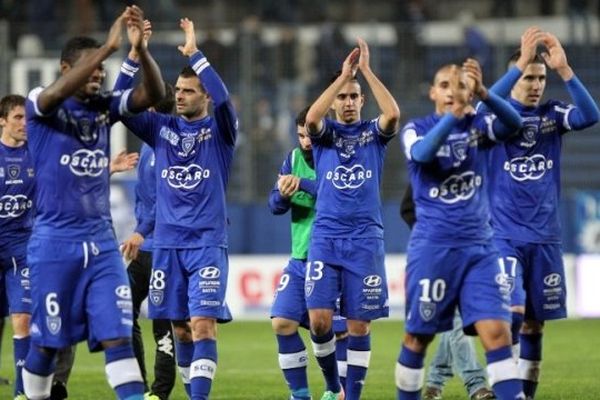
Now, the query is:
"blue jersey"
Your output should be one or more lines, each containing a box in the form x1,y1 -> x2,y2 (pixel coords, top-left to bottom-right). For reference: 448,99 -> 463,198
310,118 -> 394,239
0,142 -> 34,250
26,87 -> 133,241
135,143 -> 156,251
122,52 -> 238,249
402,112 -> 495,245
488,99 -> 577,243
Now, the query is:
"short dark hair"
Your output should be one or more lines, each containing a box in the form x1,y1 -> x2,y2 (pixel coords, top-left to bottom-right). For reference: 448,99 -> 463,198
507,49 -> 544,68
0,95 -> 25,119
60,36 -> 101,64
179,66 -> 206,93
154,83 -> 176,114
296,106 -> 311,127
329,70 -> 359,85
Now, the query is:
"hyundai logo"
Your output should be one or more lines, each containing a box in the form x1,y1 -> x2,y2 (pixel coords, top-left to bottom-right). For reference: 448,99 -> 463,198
543,273 -> 561,287
115,285 -> 132,299
363,275 -> 382,287
199,266 -> 220,279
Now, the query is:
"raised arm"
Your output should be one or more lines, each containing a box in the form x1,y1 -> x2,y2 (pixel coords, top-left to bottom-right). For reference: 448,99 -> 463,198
357,38 -> 400,134
113,19 -> 152,92
541,32 -> 600,129
36,9 -> 128,114
126,6 -> 165,112
305,48 -> 360,135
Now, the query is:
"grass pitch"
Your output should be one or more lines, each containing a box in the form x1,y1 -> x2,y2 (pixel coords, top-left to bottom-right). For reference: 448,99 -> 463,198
0,319 -> 598,399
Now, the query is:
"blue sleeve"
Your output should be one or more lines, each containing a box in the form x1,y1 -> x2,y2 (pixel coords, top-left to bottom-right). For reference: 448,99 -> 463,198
309,118 -> 333,144
134,213 -> 154,238
190,51 -> 238,146
565,76 -> 600,130
299,178 -> 317,197
476,66 -> 522,113
268,153 -> 292,215
482,91 -> 523,140
121,111 -> 159,147
410,113 -> 458,163
113,58 -> 139,92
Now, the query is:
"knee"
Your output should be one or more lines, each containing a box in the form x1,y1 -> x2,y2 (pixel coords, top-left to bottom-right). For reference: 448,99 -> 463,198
101,337 -> 131,350
521,319 -> 544,335
309,312 -> 332,336
403,333 -> 433,353
347,320 -> 370,336
476,320 -> 512,350
171,321 -> 192,342
191,317 -> 216,340
271,317 -> 298,335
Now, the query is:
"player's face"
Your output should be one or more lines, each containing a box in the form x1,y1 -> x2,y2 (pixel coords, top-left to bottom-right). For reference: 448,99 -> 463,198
297,124 -> 311,151
332,81 -> 364,124
64,49 -> 107,98
0,105 -> 26,144
512,63 -> 546,107
429,66 -> 470,114
175,76 -> 209,119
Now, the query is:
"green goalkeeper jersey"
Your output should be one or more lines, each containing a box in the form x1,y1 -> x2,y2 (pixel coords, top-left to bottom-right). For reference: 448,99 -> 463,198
290,148 -> 316,259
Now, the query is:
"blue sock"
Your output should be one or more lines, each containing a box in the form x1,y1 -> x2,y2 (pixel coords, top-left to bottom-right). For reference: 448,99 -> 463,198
486,346 -> 523,400
14,336 -> 30,396
346,334 -> 370,400
335,335 -> 348,390
395,345 -> 424,400
311,330 -> 341,393
190,339 -> 217,400
175,340 -> 194,397
276,333 -> 309,397
23,345 -> 57,399
520,333 -> 542,398
104,343 -> 144,400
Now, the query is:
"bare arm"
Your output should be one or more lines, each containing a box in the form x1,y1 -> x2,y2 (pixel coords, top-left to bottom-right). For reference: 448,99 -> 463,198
357,38 -> 400,133
305,48 -> 360,134
36,10 -> 127,114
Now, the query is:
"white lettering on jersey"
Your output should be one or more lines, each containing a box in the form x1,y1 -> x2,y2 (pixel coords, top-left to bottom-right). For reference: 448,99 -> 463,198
161,164 -> 210,189
59,149 -> 109,177
503,154 -> 553,181
0,194 -> 32,218
325,164 -> 373,190
429,171 -> 482,204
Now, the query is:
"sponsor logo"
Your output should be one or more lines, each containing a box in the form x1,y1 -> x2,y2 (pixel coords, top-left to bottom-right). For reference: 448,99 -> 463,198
115,285 -> 132,299
429,171 -> 482,204
60,149 -> 109,177
363,275 -> 382,287
0,195 -> 32,218
326,164 -> 372,190
543,273 -> 562,287
161,164 -> 210,189
504,154 -> 553,181
159,126 -> 180,146
199,266 -> 221,279
157,331 -> 174,356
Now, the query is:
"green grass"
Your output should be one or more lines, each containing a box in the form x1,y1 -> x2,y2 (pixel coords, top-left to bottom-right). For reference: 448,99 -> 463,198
0,319 -> 598,399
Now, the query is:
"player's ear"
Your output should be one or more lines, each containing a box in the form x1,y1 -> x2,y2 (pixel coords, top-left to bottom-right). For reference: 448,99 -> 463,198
428,86 -> 436,102
60,61 -> 71,75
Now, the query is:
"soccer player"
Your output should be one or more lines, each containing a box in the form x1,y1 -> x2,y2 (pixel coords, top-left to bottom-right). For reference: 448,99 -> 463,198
115,21 -> 177,400
0,94 -> 33,400
399,186 -> 494,400
121,17 -> 238,400
396,59 -> 524,400
269,106 -> 349,400
304,38 -> 400,400
22,5 -> 165,400
483,30 -> 599,398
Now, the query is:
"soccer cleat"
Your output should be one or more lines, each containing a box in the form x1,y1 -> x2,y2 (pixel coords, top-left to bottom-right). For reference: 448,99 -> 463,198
471,388 -> 496,400
423,386 -> 443,400
50,380 -> 68,400
144,393 -> 162,400
14,395 -> 27,400
290,387 -> 312,399
320,389 -> 344,400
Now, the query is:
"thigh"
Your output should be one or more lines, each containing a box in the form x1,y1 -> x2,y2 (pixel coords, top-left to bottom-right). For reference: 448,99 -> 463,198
460,245 -> 512,333
306,238 -> 342,311
271,258 -> 309,328
341,238 -> 389,321
494,238 -> 526,308
128,250 -> 153,311
1,246 -> 30,315
524,243 -> 567,321
404,244 -> 461,335
149,249 -> 189,321
186,247 -> 231,322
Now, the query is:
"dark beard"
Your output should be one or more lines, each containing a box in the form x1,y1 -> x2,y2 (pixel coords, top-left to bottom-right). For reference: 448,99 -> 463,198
301,147 -> 314,168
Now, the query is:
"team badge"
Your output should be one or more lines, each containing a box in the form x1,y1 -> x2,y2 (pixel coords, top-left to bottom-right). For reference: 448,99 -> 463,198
46,316 -> 62,335
305,280 -> 315,297
181,136 -> 196,156
451,141 -> 467,161
8,165 -> 20,179
149,289 -> 164,305
419,301 -> 436,322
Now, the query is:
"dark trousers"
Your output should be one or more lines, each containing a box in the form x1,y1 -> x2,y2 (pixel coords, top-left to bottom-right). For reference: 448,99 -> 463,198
128,250 -> 176,399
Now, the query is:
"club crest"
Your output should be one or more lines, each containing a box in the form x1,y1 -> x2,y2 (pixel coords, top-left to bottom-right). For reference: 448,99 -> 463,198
419,301 -> 436,322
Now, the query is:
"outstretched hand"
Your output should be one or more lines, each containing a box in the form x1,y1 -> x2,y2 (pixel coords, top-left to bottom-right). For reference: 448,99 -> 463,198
516,26 -> 544,69
357,37 -> 370,72
110,150 -> 139,174
341,48 -> 360,80
463,58 -> 487,99
126,5 -> 145,50
178,17 -> 199,57
105,9 -> 128,52
540,32 -> 569,71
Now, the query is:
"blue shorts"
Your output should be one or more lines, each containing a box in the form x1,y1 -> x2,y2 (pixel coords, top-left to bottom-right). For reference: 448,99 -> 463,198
0,243 -> 31,315
27,237 -> 133,351
405,242 -> 511,335
150,247 -> 232,322
494,239 -> 566,321
271,258 -> 347,332
306,237 -> 389,321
